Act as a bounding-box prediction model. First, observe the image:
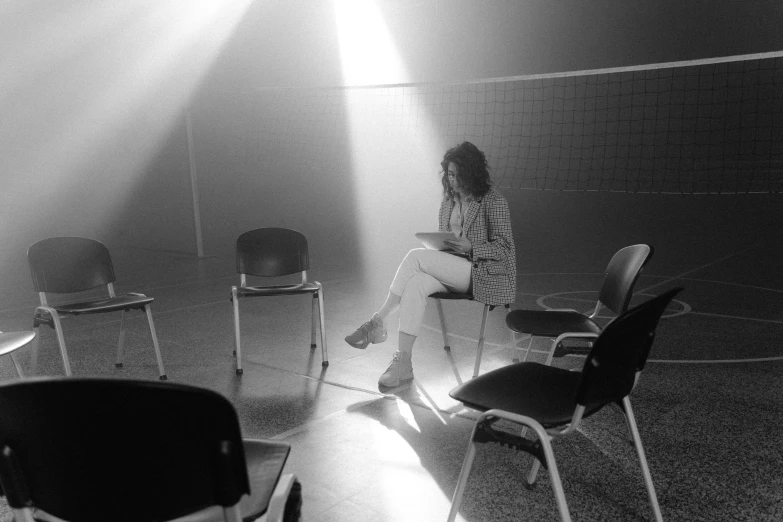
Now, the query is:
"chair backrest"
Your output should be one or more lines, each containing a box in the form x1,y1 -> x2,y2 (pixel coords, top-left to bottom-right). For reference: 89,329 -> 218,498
28,237 -> 116,294
597,244 -> 653,314
0,378 -> 251,522
236,228 -> 310,277
575,287 -> 682,409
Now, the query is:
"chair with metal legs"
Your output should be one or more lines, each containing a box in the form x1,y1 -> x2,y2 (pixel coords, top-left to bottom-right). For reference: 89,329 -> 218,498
0,331 -> 35,378
430,292 -> 515,378
231,228 -> 328,375
447,287 -> 682,522
27,237 -> 166,379
507,244 -> 653,366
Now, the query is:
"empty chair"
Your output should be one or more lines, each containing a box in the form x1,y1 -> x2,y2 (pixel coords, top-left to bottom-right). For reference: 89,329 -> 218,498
507,244 -> 652,365
0,377 -> 300,522
27,237 -> 166,379
447,287 -> 681,522
0,330 -> 35,378
231,228 -> 327,375
430,292 -> 515,378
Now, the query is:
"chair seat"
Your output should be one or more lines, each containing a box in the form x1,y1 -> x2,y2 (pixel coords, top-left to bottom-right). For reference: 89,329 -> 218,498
236,283 -> 319,298
238,439 -> 291,520
45,294 -> 154,315
0,332 -> 35,357
431,291 -> 473,301
449,363 -> 603,427
505,309 -> 602,337
170,439 -> 292,522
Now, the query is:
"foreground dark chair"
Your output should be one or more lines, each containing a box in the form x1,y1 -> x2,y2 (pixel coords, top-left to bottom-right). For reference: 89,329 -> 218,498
231,228 -> 327,375
430,292 -> 514,378
447,287 -> 681,522
0,331 -> 35,378
27,237 -> 167,379
0,377 -> 300,522
507,244 -> 652,365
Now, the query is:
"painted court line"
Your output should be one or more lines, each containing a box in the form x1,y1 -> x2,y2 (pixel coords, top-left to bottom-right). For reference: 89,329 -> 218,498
636,244 -> 759,295
689,310 -> 783,325
649,356 -> 783,364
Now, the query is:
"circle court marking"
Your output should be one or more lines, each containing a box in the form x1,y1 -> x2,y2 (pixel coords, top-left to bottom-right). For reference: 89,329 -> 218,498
428,273 -> 783,364
536,290 -> 691,319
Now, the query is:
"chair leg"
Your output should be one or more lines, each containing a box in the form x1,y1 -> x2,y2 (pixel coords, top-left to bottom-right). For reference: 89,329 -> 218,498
447,436 -> 479,522
527,457 -> 541,487
317,286 -> 328,367
623,397 -> 664,522
505,305 -> 515,350
435,299 -> 450,350
513,413 -> 571,522
116,310 -> 126,368
265,473 -> 299,522
473,305 -> 490,378
10,353 -> 24,378
221,504 -> 242,522
144,305 -> 167,380
450,411 -> 572,522
50,312 -> 72,376
232,287 -> 243,375
544,338 -> 557,366
30,327 -> 40,376
535,432 -> 571,522
519,335 -> 534,363
310,294 -> 318,349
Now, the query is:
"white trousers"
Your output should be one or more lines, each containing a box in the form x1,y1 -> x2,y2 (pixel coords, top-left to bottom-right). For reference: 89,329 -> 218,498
389,248 -> 472,336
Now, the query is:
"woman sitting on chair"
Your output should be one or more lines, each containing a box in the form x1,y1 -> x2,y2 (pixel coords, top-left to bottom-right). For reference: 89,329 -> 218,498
345,141 -> 517,387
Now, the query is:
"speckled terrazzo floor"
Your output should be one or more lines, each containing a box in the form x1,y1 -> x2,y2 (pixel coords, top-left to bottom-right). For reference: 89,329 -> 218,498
0,242 -> 781,521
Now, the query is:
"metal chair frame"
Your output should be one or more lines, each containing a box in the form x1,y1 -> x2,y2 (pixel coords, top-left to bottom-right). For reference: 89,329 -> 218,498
432,292 -> 514,378
0,331 -> 36,378
27,237 -> 166,379
509,244 -> 653,365
447,288 -> 681,522
231,228 -> 328,375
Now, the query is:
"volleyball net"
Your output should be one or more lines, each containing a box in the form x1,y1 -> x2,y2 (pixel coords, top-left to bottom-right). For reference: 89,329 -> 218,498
199,52 -> 783,194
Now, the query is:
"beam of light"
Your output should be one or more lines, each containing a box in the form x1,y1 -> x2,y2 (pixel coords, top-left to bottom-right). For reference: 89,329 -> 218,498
395,397 -> 422,433
333,10 -> 460,516
371,408 -> 466,521
332,0 -> 446,296
332,0 -> 408,87
0,0 -> 252,244
413,383 -> 448,425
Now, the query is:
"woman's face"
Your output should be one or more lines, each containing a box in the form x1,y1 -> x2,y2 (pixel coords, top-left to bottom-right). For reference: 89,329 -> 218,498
446,161 -> 463,194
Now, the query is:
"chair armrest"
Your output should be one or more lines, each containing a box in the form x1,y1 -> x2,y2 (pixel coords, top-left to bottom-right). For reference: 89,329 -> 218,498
543,308 -> 580,313
552,331 -> 599,346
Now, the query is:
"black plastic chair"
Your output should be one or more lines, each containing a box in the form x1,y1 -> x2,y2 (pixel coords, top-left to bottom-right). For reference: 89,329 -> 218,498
27,237 -> 167,379
0,331 -> 35,378
0,377 -> 300,522
231,228 -> 327,375
447,288 -> 681,522
430,292 -> 514,378
506,244 -> 653,365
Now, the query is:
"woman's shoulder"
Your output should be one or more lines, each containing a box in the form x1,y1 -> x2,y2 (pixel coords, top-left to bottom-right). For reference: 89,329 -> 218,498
480,187 -> 506,204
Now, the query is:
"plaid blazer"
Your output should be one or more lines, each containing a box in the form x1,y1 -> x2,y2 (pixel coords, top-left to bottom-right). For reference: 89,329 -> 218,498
438,187 -> 517,306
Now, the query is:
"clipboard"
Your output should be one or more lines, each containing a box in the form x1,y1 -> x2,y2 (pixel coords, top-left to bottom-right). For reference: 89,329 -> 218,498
415,232 -> 458,251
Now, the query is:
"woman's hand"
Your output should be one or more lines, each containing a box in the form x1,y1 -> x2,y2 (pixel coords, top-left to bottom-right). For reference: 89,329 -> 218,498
444,236 -> 472,255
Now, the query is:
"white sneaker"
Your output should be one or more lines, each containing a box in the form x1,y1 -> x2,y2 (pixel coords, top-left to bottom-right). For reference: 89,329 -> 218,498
345,313 -> 388,349
378,351 -> 414,387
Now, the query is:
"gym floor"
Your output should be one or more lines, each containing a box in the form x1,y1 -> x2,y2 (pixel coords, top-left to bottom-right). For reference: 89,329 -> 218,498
0,211 -> 781,521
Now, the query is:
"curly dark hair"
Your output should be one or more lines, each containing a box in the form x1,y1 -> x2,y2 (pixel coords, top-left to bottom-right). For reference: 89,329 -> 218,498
440,141 -> 492,199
